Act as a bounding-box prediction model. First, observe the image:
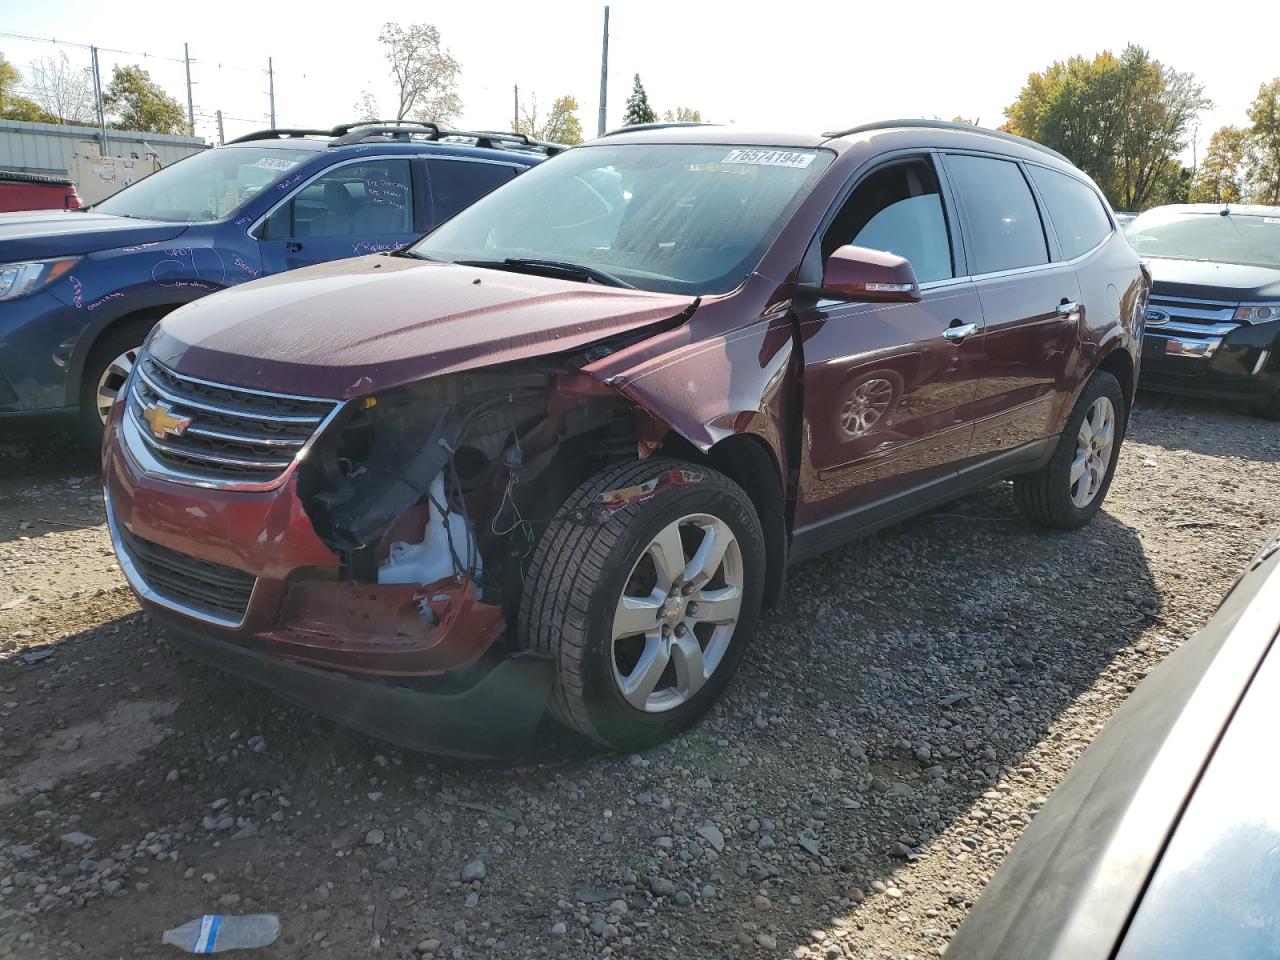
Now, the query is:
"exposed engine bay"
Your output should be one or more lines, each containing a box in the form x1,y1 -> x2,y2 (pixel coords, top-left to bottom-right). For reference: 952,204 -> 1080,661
296,360 -> 640,625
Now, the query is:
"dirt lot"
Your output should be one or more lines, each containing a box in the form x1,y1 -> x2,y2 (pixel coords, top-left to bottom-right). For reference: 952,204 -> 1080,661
1,394 -> 1278,960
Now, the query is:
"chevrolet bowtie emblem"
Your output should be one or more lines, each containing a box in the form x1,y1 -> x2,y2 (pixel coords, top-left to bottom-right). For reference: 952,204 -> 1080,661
142,401 -> 192,440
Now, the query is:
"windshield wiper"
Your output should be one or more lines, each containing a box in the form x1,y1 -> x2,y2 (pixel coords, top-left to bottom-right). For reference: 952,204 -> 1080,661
390,248 -> 439,261
476,257 -> 634,289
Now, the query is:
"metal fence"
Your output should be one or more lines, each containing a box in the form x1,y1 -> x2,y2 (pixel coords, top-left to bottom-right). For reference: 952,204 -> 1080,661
0,120 -> 208,179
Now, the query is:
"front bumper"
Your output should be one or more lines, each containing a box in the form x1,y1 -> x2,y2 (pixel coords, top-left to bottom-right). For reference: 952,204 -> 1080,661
0,289 -> 84,414
164,621 -> 553,759
103,403 -> 549,756
1140,318 -> 1280,402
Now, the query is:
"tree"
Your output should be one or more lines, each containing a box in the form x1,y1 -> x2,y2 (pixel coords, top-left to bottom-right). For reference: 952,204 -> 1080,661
1004,45 -> 1210,210
622,74 -> 656,126
25,52 -> 95,124
352,90 -> 380,122
1245,78 -> 1280,204
1190,125 -> 1249,203
377,22 -> 461,124
663,106 -> 703,123
515,94 -> 584,145
0,52 -> 57,122
103,65 -> 189,135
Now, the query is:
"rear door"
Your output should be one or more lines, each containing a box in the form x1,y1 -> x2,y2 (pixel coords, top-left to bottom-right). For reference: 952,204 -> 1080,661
941,152 -> 1082,459
256,158 -> 417,273
793,153 -> 986,539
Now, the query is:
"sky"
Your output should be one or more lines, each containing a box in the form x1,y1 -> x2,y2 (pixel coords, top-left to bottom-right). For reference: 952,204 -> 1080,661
1,0 -> 1272,159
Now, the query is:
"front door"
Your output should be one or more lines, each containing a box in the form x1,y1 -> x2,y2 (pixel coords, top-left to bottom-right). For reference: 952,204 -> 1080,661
794,155 -> 986,544
256,159 -> 418,274
941,153 -> 1082,457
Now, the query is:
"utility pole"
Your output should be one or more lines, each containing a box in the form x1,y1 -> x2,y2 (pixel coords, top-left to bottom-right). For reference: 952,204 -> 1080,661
183,43 -> 195,134
89,46 -> 106,155
267,57 -> 276,129
597,6 -> 610,137
216,109 -> 225,146
513,84 -> 519,132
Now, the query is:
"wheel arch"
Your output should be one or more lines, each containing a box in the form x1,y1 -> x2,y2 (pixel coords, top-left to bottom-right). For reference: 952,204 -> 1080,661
655,429 -> 787,608
65,302 -> 185,407
1095,346 -> 1136,410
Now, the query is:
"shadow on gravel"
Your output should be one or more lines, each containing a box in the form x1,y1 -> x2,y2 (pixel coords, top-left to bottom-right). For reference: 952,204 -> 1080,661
1134,390 -> 1280,462
0,424 -> 104,545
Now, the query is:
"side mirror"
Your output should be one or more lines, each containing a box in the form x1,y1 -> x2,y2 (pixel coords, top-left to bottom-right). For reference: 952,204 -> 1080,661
807,244 -> 921,303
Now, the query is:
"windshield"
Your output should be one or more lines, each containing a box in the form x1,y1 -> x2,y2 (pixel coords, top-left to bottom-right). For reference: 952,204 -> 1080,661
95,146 -> 313,223
412,142 -> 833,295
1125,209 -> 1280,269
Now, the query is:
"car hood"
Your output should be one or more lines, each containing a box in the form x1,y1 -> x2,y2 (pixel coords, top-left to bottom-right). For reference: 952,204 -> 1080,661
1146,256 -> 1280,302
0,210 -> 190,261
147,255 -> 699,398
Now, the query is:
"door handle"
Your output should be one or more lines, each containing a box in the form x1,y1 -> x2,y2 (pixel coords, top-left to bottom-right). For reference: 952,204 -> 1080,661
1056,300 -> 1082,319
943,321 -> 978,342
285,241 -> 304,253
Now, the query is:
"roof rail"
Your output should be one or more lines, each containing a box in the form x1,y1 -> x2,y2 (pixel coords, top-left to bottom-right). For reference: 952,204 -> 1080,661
600,121 -> 719,137
227,120 -> 567,155
226,127 -> 332,145
822,119 -> 1071,164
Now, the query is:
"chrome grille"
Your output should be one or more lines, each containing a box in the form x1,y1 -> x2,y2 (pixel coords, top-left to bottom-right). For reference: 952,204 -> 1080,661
1145,294 -> 1242,340
115,521 -> 256,625
124,355 -> 339,486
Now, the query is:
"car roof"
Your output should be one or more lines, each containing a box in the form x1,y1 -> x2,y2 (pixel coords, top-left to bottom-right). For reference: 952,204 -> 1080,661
223,138 -> 545,166
222,122 -> 559,165
595,119 -> 1077,170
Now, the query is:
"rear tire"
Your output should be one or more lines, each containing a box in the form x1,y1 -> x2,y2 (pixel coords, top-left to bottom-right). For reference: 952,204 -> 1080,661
1014,370 -> 1125,530
520,458 -> 765,751
77,319 -> 155,452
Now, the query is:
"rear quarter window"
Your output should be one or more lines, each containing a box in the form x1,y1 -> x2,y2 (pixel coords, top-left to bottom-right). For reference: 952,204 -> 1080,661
1027,165 -> 1113,260
427,159 -> 519,224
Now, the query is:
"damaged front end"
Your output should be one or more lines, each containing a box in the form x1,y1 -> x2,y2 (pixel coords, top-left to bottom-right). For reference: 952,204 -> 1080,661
289,358 -> 644,675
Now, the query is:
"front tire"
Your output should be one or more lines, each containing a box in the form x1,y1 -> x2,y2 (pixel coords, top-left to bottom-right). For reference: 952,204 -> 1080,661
520,458 -> 765,751
1013,370 -> 1125,530
78,319 -> 154,451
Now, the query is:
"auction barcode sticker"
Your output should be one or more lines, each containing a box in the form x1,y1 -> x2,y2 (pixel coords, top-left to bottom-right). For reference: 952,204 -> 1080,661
254,157 -> 299,171
721,149 -> 816,168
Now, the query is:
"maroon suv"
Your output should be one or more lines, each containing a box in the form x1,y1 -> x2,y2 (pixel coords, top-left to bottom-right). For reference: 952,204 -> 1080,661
102,120 -> 1147,754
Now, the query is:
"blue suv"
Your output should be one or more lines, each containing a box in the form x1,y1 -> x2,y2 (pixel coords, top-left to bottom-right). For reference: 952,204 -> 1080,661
0,121 -> 559,444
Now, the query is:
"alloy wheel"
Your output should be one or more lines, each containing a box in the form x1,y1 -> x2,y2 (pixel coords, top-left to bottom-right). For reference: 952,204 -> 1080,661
96,347 -> 140,424
1070,396 -> 1116,508
611,513 -> 744,713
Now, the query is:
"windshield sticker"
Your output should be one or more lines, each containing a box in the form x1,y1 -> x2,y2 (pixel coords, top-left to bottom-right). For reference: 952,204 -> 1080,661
253,157 -> 299,172
720,148 -> 816,168
1265,217 -> 1280,224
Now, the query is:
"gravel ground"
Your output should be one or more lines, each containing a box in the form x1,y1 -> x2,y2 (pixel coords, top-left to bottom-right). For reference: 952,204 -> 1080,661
1,393 -> 1278,960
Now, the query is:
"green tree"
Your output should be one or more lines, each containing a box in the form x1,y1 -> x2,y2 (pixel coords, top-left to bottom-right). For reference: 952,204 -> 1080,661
378,22 -> 461,124
622,74 -> 656,126
663,106 -> 703,123
516,94 -> 584,145
0,52 -> 57,122
1245,78 -> 1280,204
1190,125 -> 1249,203
103,65 -> 189,134
1004,45 -> 1210,210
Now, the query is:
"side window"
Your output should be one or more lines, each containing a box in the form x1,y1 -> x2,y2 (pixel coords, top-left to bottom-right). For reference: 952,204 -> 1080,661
1026,165 -> 1112,260
821,158 -> 954,284
945,155 -> 1048,274
427,159 -> 517,224
262,160 -> 412,240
